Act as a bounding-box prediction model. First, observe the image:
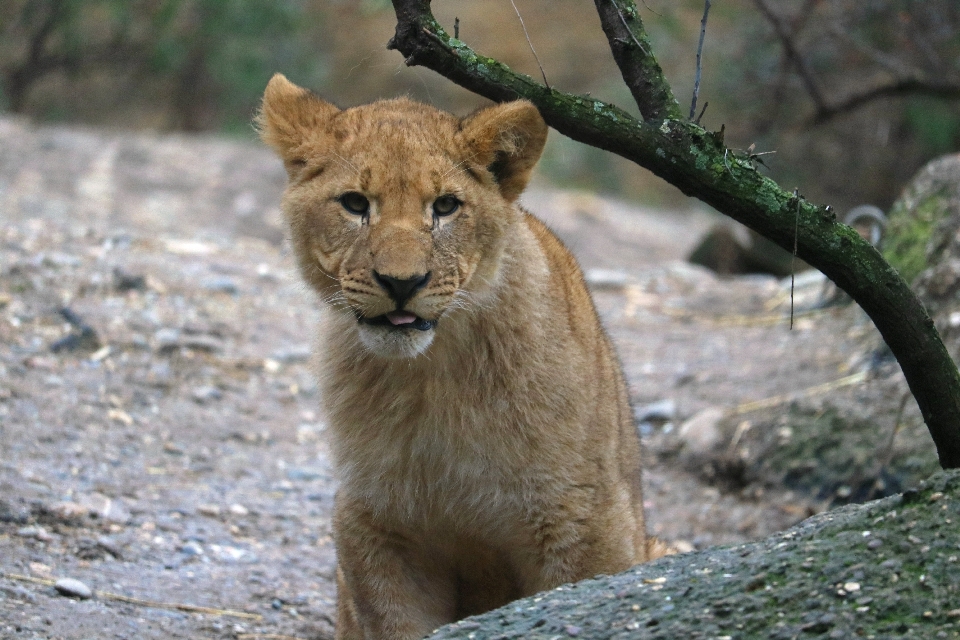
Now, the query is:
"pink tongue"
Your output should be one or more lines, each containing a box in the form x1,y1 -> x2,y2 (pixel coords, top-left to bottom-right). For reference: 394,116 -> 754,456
386,310 -> 418,326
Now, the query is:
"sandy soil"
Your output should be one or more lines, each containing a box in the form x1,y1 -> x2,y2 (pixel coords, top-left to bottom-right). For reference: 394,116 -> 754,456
0,118 -> 932,639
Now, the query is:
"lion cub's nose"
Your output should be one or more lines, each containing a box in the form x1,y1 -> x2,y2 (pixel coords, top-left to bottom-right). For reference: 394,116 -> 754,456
373,271 -> 431,307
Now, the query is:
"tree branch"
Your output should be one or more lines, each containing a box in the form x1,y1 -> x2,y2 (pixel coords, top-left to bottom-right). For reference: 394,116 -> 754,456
594,0 -> 681,122
811,77 -> 960,125
753,0 -> 828,112
387,0 -> 960,469
591,0 -> 681,121
756,0 -> 960,126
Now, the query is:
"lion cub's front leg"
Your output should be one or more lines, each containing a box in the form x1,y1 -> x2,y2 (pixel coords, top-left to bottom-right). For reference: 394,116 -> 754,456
334,502 -> 453,640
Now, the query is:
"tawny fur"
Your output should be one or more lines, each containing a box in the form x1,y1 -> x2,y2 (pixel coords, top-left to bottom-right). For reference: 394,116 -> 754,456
258,74 -> 664,640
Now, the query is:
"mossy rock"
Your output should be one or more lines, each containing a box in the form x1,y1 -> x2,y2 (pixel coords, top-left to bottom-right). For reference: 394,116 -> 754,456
427,470 -> 960,639
882,153 -> 960,294
684,404 -> 940,508
750,406 -> 939,505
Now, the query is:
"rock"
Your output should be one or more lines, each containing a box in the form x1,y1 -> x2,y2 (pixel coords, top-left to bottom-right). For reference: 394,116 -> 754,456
112,267 -> 147,292
583,268 -> 628,290
179,334 -> 225,354
678,407 -> 727,456
54,578 -> 93,600
191,385 -> 223,403
201,276 -> 239,294
425,469 -> 960,640
883,153 -> 960,289
271,345 -> 312,364
77,492 -> 132,524
287,467 -> 325,481
153,328 -> 181,353
16,525 -> 53,541
634,399 -> 675,425
689,223 -> 806,277
0,584 -> 37,603
0,499 -> 30,524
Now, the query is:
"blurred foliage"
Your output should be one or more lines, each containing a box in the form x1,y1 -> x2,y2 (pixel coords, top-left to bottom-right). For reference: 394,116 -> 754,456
0,0 -> 324,131
0,0 -> 958,211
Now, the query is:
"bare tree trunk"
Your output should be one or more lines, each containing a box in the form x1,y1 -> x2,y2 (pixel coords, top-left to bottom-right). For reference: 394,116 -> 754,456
387,0 -> 960,469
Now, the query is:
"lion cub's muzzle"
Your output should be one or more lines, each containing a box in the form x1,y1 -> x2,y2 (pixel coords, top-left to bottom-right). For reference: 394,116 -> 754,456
357,270 -> 436,332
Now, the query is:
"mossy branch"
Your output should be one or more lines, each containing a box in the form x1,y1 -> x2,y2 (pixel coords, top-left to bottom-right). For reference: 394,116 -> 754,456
387,0 -> 960,469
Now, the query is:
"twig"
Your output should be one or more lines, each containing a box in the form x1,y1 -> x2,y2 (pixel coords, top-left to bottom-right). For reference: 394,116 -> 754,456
610,0 -> 648,54
733,371 -> 868,415
868,391 -> 912,500
2,572 -> 262,621
790,189 -> 800,330
454,17 -> 459,39
695,100 -> 708,125
753,0 -> 827,112
689,0 -> 711,120
509,0 -> 550,89
421,27 -> 456,56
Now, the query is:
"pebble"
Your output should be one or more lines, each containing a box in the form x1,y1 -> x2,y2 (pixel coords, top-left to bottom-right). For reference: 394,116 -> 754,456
191,385 -> 223,403
16,525 -> 53,541
54,578 -> 93,600
180,540 -> 204,557
635,399 -> 676,424
201,276 -> 239,294
0,584 -> 37,603
112,267 -> 147,292
584,268 -> 628,290
678,407 -> 727,455
287,467 -> 325,481
154,328 -> 181,353
271,345 -> 312,364
180,334 -> 225,353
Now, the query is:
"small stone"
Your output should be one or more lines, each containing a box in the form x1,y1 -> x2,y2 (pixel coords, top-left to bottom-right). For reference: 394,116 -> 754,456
0,584 -> 37,603
180,334 -> 225,353
678,407 -> 726,455
113,267 -> 146,292
635,399 -> 676,424
54,578 -> 93,600
228,504 -> 249,516
180,541 -> 204,557
287,467 -> 324,481
585,268 -> 628,290
154,328 -> 181,353
867,538 -> 883,550
843,582 -> 860,592
271,345 -> 312,364
191,385 -> 223,404
201,276 -> 238,294
17,525 -> 53,542
564,625 -> 582,637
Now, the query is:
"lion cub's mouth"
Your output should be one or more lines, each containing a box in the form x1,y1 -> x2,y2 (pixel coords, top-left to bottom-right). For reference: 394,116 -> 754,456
360,310 -> 436,331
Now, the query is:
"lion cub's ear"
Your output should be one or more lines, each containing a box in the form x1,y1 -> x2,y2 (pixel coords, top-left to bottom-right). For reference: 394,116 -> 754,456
256,73 -> 340,173
461,101 -> 548,202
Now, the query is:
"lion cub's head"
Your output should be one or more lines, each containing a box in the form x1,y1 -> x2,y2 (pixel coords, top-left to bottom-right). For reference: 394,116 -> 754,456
258,74 -> 547,358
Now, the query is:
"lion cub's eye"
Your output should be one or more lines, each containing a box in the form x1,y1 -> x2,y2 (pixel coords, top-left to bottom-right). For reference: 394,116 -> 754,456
339,192 -> 370,216
432,195 -> 461,217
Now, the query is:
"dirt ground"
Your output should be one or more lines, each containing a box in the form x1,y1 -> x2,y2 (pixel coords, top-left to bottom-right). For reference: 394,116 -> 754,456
0,118 -> 934,639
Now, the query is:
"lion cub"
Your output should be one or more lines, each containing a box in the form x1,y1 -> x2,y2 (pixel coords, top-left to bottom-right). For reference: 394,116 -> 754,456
259,74 -> 661,640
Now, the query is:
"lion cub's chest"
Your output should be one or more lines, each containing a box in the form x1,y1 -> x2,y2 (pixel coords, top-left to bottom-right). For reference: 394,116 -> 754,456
323,331 -> 557,528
